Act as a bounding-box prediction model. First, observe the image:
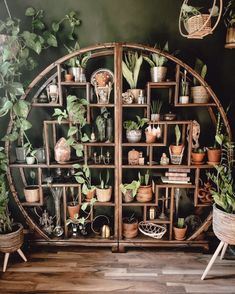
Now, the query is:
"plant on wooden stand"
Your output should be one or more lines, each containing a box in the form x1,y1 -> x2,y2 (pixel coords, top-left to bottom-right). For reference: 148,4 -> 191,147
173,217 -> 187,241
224,0 -> 235,48
122,51 -> 143,102
170,124 -> 184,156
150,99 -> 163,122
136,170 -> 153,203
191,147 -> 206,165
123,115 -> 148,143
179,69 -> 189,104
96,170 -> 112,202
144,41 -> 169,82
120,180 -> 140,203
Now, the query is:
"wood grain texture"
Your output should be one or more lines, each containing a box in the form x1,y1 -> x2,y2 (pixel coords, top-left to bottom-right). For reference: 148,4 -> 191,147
1,248 -> 235,293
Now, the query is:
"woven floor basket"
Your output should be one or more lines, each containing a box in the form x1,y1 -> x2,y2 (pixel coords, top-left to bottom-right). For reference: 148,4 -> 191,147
213,205 -> 235,245
0,223 -> 24,253
191,86 -> 210,103
186,14 -> 212,36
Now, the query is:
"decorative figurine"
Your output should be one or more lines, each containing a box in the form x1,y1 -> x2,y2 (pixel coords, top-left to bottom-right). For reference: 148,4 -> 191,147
149,206 -> 156,220
34,208 -> 54,235
137,90 -> 145,104
138,151 -> 145,165
128,149 -> 140,165
90,129 -> 96,142
37,92 -> 48,103
160,153 -> 169,165
122,91 -> 134,104
187,120 -> 200,149
47,79 -> 59,103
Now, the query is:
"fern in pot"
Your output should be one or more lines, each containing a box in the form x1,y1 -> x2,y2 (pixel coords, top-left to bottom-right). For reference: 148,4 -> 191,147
123,116 -> 148,143
144,42 -> 169,82
191,58 -> 210,103
122,51 -> 143,102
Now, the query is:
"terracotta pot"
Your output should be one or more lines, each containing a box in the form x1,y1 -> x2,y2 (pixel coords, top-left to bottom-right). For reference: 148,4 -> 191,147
170,144 -> 184,155
126,130 -> 142,143
145,131 -> 157,143
24,186 -> 40,203
207,148 -> 221,164
85,188 -> 96,201
122,190 -> 134,203
136,185 -> 153,202
96,187 -> 112,202
173,225 -> 187,241
67,202 -> 80,219
225,27 -> 235,49
0,223 -> 24,254
127,89 -> 143,103
65,74 -> 73,82
122,218 -> 138,238
191,152 -> 205,164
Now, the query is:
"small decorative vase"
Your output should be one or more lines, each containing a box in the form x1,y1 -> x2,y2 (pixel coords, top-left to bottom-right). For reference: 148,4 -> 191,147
35,147 -> 46,163
15,147 -> 26,162
26,156 -> 35,165
54,137 -> 71,164
69,67 -> 86,82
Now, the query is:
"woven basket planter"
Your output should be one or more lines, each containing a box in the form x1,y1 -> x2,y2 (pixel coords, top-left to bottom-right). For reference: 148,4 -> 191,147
191,86 -> 210,103
0,223 -> 24,253
213,205 -> 235,245
186,14 -> 211,37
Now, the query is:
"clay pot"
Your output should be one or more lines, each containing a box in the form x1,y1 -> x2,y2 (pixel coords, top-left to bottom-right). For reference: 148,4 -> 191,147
173,225 -> 187,241
191,152 -> 205,164
126,130 -> 142,143
24,186 -> 40,203
145,130 -> 157,143
136,185 -> 153,202
85,188 -> 96,201
207,148 -> 221,164
54,137 -> 71,163
122,190 -> 134,203
67,202 -> 80,219
170,144 -> 184,155
122,218 -> 138,238
65,73 -> 73,82
96,187 -> 112,202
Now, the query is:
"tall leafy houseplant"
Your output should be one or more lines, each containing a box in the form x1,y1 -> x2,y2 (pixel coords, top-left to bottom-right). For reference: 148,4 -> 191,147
191,58 -> 210,103
144,42 -> 169,82
122,51 -> 143,101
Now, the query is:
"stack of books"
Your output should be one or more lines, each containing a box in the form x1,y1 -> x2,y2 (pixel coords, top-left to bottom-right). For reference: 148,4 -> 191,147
161,168 -> 191,184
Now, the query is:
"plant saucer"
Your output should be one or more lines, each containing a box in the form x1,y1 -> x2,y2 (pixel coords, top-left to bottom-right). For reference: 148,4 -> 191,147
191,160 -> 205,165
207,161 -> 220,166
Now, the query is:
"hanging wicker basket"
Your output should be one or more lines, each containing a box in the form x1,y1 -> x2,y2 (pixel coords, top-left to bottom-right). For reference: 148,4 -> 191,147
213,204 -> 235,245
186,14 -> 212,37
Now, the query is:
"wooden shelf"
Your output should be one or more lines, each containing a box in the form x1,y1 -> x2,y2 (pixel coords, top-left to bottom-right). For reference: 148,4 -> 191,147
31,102 -> 62,107
60,82 -> 90,86
122,104 -> 149,108
122,164 -> 214,169
147,81 -> 177,88
89,103 -> 115,107
174,103 -> 216,107
122,142 -> 165,146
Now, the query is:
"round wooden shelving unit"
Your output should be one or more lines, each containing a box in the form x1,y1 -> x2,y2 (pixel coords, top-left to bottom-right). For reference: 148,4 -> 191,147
5,43 -> 231,251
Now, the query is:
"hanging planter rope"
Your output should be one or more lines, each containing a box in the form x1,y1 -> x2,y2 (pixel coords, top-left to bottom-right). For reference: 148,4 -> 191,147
179,0 -> 223,39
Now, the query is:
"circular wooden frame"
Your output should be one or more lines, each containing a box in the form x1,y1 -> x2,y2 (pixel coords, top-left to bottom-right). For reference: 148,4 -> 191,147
4,42 -> 231,246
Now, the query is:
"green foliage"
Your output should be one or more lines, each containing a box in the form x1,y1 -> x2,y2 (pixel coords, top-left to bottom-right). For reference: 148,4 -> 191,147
120,180 -> 140,197
138,170 -> 151,186
64,42 -> 91,68
151,100 -> 163,114
144,42 -> 169,67
177,218 -> 185,229
175,124 -> 181,146
123,115 -> 148,131
99,170 -> 110,189
73,164 -> 95,195
223,0 -> 235,27
122,51 -> 143,89
181,4 -> 202,22
207,140 -> 235,213
193,58 -> 207,86
192,147 -> 206,154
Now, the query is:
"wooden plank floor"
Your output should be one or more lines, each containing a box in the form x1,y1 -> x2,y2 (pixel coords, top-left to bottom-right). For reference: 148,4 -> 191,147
0,247 -> 235,293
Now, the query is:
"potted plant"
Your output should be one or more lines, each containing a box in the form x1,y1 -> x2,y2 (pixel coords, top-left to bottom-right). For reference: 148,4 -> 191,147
207,113 -> 223,164
122,214 -> 138,238
123,115 -> 148,143
25,143 -> 37,165
67,187 -> 80,220
150,100 -> 163,122
136,170 -> 153,202
181,4 -> 211,36
96,170 -> 112,202
170,124 -> 184,156
191,58 -> 210,103
23,170 -> 40,203
179,69 -> 189,104
122,51 -> 143,102
143,42 -> 169,82
145,125 -> 161,143
120,180 -> 140,203
173,217 -> 187,241
73,164 -> 96,202
191,147 -> 206,164
224,0 -> 235,48
0,149 -> 26,272
64,42 -> 91,82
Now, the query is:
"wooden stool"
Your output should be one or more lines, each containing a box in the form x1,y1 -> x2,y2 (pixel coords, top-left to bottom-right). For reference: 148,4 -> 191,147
3,248 -> 27,272
201,241 -> 228,280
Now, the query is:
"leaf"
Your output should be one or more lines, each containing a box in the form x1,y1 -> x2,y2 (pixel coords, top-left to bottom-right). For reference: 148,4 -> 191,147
133,54 -> 143,89
21,119 -> 32,131
13,100 -> 29,118
46,33 -> 58,47
34,41 -> 42,54
52,22 -> 60,32
0,99 -> 12,117
68,126 -> 77,137
75,176 -> 85,184
32,19 -> 45,30
122,61 -> 134,89
25,7 -> 36,17
143,56 -> 155,67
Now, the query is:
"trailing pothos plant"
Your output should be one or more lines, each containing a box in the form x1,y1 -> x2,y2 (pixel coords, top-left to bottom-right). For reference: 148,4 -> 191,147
73,163 -> 96,195
53,95 -> 89,158
123,115 -> 148,131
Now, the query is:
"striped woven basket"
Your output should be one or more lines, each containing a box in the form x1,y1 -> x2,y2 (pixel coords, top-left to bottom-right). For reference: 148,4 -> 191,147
0,223 -> 24,253
186,14 -> 212,37
191,86 -> 210,103
213,205 -> 235,245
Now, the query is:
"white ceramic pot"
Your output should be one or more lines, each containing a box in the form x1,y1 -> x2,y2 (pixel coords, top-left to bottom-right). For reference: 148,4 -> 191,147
96,187 -> 112,202
126,130 -> 142,143
69,67 -> 86,82
179,96 -> 189,104
26,156 -> 35,165
151,113 -> 160,122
